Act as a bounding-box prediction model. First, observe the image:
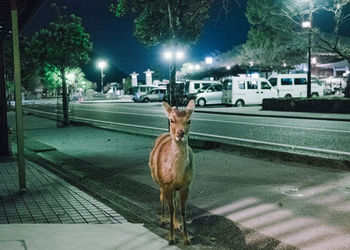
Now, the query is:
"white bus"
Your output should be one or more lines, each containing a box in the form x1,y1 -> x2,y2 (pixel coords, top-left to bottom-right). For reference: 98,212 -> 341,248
268,74 -> 324,98
222,76 -> 278,107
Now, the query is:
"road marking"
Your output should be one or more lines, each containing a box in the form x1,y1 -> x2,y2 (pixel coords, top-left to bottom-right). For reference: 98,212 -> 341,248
191,131 -> 350,156
23,107 -> 350,157
73,107 -> 350,134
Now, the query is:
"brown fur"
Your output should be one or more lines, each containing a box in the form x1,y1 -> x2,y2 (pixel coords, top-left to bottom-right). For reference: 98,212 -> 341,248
149,100 -> 195,245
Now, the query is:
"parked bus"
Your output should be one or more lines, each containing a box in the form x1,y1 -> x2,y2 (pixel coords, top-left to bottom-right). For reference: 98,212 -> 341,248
222,76 -> 277,107
268,73 -> 324,98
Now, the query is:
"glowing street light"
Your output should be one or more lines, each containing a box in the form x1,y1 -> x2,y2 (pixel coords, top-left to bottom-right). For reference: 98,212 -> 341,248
205,56 -> 213,65
164,50 -> 185,60
97,60 -> 107,93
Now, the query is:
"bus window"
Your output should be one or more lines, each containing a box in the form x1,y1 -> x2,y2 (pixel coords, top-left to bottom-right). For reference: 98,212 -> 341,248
281,78 -> 292,85
294,78 -> 307,85
269,78 -> 277,86
261,81 -> 271,89
238,80 -> 245,89
222,79 -> 232,90
247,81 -> 258,89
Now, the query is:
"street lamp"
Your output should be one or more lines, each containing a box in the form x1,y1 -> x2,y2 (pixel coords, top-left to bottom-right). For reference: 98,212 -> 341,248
205,56 -> 213,65
163,49 -> 185,106
97,60 -> 107,93
302,0 -> 313,98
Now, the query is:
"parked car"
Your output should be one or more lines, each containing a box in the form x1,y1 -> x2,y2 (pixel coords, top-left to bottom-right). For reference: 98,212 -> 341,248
268,74 -> 324,98
222,76 -> 277,106
195,83 -> 223,107
139,87 -> 167,103
321,77 -> 347,95
132,85 -> 157,102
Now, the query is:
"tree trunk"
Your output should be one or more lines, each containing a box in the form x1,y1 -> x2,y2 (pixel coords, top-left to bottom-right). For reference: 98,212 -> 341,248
60,68 -> 70,126
169,56 -> 177,107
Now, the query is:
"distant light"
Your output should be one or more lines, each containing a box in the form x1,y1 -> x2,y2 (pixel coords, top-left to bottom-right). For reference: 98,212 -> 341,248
176,51 -> 184,60
164,51 -> 172,60
283,62 -> 287,67
164,50 -> 185,60
249,61 -> 254,67
97,60 -> 107,69
195,64 -> 201,70
302,21 -> 311,28
188,64 -> 194,70
226,66 -> 231,70
251,73 -> 260,78
311,57 -> 317,64
205,57 -> 213,64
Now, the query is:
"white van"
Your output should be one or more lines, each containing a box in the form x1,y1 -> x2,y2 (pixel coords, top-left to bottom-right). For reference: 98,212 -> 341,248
185,80 -> 221,95
222,76 -> 278,106
268,74 -> 324,98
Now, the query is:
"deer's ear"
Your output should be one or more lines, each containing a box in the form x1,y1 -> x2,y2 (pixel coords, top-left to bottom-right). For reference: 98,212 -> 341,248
162,102 -> 172,117
186,99 -> 195,115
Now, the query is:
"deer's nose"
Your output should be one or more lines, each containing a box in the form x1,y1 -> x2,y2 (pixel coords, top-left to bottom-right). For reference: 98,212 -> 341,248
177,130 -> 185,138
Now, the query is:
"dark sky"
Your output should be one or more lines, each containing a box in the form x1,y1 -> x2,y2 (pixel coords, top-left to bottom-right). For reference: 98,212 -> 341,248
23,0 -> 249,81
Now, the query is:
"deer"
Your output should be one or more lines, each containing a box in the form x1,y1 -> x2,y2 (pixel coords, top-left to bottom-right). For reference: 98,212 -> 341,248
149,99 -> 195,245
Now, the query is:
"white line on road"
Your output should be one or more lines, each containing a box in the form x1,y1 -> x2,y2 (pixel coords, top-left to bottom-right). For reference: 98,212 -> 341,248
73,107 -> 350,134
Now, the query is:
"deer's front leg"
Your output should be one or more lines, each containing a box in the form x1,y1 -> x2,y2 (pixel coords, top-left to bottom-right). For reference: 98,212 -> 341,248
165,190 -> 175,245
180,188 -> 191,245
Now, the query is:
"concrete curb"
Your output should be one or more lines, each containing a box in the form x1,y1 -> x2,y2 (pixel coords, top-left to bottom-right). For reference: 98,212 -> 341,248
195,109 -> 350,122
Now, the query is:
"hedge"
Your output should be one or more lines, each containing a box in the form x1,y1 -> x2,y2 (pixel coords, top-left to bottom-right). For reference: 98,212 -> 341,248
262,98 -> 350,114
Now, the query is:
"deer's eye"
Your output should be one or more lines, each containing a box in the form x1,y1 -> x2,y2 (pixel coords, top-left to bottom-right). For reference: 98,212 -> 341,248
187,120 -> 191,125
170,119 -> 175,123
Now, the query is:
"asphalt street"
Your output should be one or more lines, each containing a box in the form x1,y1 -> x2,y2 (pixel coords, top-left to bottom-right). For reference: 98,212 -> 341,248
7,110 -> 350,250
23,102 -> 350,161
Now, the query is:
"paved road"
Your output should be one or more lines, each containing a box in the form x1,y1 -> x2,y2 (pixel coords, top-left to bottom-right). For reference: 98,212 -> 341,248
23,102 -> 350,161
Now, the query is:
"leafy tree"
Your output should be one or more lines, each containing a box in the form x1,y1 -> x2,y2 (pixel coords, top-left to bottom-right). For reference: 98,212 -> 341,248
31,4 -> 92,126
110,0 -> 213,106
278,0 -> 350,62
246,0 -> 350,64
243,0 -> 306,71
4,36 -> 39,94
41,65 -> 92,96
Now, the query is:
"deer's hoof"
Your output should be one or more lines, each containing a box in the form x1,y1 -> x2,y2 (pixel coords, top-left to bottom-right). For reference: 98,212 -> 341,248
168,239 -> 175,245
184,235 -> 191,245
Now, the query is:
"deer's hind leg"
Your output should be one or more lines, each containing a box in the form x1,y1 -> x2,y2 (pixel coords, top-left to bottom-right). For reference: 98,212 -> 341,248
179,188 -> 191,245
159,189 -> 166,226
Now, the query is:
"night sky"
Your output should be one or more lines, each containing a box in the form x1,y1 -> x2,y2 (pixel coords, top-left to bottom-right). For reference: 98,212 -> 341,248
22,0 -> 249,81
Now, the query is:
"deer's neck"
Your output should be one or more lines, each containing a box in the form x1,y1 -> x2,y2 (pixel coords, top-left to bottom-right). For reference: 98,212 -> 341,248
170,138 -> 188,152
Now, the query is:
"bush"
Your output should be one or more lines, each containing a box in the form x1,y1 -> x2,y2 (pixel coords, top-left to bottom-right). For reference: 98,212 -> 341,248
262,97 -> 350,113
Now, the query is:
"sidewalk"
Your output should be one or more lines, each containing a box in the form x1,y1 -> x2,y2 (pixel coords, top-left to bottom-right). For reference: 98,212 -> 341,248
0,158 -> 178,250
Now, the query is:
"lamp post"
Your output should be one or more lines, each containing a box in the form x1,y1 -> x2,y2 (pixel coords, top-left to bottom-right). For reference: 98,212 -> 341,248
302,20 -> 312,98
163,49 -> 185,106
302,0 -> 313,98
97,60 -> 107,93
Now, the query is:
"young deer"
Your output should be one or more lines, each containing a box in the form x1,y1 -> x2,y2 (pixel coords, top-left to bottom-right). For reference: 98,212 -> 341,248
149,100 -> 195,245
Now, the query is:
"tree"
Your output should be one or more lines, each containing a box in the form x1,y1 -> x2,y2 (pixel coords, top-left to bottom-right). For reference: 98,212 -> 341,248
110,0 -> 213,106
4,35 -> 39,94
278,0 -> 350,62
243,0 -> 307,71
31,4 -> 92,126
246,0 -> 350,63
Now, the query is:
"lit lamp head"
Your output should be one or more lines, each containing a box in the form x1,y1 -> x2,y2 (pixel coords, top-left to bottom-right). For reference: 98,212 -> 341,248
302,21 -> 311,28
205,57 -> 213,65
97,60 -> 107,70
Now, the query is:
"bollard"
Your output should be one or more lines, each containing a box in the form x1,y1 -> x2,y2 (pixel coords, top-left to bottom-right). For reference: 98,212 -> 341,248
8,126 -> 13,156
